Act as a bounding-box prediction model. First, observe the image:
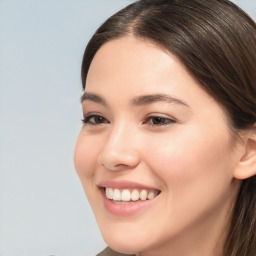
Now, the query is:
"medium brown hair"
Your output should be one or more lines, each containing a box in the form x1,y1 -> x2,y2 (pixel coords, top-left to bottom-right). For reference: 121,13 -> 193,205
81,0 -> 256,255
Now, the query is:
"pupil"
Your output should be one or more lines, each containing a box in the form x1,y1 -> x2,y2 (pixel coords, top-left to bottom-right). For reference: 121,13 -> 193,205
154,117 -> 163,124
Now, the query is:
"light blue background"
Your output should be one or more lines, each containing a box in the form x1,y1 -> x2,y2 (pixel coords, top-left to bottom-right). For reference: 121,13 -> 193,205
0,1 -> 255,256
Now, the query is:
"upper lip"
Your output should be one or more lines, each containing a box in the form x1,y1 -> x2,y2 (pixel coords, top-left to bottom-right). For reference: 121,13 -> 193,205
97,180 -> 160,191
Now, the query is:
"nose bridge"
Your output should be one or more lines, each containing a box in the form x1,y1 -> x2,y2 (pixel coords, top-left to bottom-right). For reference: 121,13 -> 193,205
109,121 -> 133,149
98,120 -> 139,170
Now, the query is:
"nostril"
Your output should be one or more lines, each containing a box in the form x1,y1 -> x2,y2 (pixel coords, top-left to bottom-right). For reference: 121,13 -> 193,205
98,149 -> 140,171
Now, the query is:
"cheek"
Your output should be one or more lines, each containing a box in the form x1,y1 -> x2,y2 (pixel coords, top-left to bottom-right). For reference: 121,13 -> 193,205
74,133 -> 105,212
141,128 -> 236,235
74,133 -> 100,180
144,126 -> 234,198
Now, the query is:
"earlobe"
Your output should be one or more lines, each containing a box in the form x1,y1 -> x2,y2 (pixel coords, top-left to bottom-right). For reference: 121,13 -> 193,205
234,126 -> 256,180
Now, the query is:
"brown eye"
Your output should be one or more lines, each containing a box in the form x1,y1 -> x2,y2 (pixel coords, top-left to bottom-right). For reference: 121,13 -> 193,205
144,116 -> 176,126
82,114 -> 109,125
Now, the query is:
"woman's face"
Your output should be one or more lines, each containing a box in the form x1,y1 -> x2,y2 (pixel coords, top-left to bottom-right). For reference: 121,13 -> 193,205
74,37 -> 242,255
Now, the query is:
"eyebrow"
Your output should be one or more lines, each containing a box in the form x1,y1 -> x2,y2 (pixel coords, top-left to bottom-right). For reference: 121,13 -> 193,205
81,92 -> 189,108
131,94 -> 190,107
80,92 -> 107,106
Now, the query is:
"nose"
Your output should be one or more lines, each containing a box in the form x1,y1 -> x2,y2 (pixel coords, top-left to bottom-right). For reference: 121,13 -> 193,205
98,124 -> 140,171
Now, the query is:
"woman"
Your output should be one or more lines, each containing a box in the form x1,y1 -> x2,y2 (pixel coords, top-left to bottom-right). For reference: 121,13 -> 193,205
74,0 -> 256,255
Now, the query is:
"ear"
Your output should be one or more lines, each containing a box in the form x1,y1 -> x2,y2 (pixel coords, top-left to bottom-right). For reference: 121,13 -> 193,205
233,125 -> 256,180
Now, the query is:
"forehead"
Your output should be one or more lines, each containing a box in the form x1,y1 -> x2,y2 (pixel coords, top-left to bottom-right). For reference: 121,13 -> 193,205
86,37 -> 210,104
87,37 -> 184,92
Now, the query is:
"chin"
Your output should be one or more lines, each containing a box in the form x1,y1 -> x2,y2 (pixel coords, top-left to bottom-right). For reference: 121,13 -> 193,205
105,240 -> 141,255
101,228 -> 149,255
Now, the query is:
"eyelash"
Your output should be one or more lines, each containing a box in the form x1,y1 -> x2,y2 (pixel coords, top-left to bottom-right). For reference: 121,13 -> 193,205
82,114 -> 109,125
82,114 -> 176,127
143,116 -> 176,126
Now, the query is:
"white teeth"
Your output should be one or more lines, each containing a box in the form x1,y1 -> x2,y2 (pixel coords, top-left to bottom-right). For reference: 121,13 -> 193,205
131,189 -> 140,201
121,189 -> 131,201
106,188 -> 114,199
140,190 -> 147,201
147,191 -> 155,200
105,188 -> 159,202
113,189 -> 121,201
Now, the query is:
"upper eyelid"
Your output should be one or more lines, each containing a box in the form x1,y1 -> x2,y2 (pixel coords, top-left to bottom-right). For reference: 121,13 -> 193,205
83,111 -> 105,117
146,115 -> 175,120
145,113 -> 177,121
83,112 -> 175,118
145,116 -> 176,123
84,113 -> 107,119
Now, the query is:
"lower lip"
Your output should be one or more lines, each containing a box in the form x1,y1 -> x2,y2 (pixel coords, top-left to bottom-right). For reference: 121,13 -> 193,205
101,189 -> 159,216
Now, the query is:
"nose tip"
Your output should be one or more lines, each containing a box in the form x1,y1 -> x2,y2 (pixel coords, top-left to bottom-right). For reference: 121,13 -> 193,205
98,124 -> 140,171
98,142 -> 140,172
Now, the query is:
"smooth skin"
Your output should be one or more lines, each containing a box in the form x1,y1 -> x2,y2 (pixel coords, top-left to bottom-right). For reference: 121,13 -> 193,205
74,37 -> 255,256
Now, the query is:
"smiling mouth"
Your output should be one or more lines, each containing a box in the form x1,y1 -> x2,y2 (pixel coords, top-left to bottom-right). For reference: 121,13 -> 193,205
104,187 -> 161,203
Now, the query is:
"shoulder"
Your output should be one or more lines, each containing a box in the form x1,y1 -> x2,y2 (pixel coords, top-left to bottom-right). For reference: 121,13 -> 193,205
96,247 -> 135,256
